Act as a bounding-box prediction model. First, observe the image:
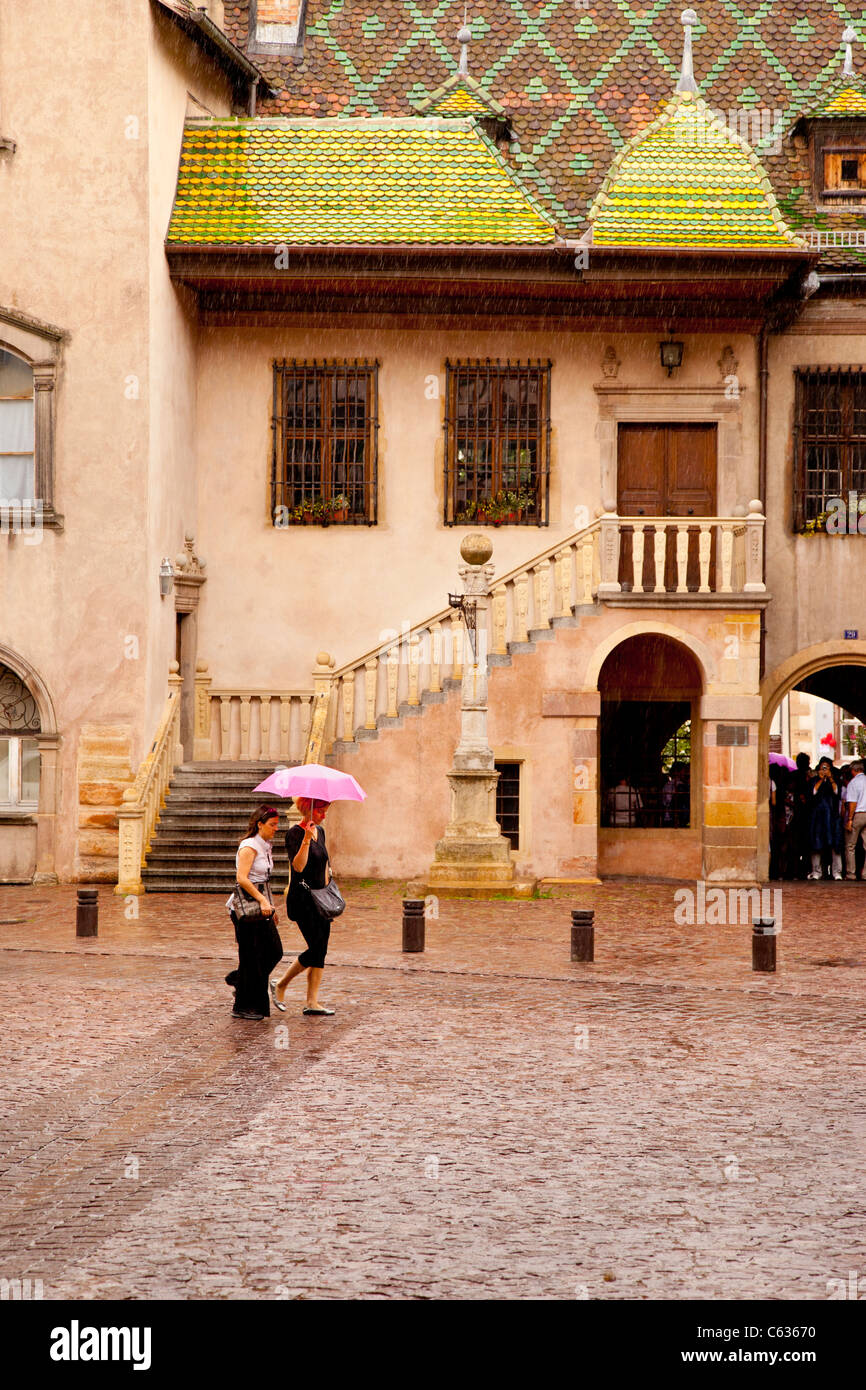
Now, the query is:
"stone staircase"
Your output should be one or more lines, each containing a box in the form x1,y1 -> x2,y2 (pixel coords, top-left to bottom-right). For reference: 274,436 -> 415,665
141,762 -> 299,893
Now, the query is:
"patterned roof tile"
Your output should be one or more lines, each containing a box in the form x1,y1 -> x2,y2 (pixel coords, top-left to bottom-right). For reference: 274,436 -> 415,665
166,117 -> 557,245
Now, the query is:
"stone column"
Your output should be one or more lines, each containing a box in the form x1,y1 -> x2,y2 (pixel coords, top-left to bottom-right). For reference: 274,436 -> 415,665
32,733 -> 60,884
425,535 -> 530,895
31,364 -> 55,511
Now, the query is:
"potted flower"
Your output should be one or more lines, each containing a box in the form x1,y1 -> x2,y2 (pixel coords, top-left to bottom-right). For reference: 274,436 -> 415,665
802,511 -> 829,534
327,494 -> 351,524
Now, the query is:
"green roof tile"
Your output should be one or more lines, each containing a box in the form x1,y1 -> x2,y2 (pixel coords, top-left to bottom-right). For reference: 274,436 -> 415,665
166,118 -> 555,247
587,92 -> 803,249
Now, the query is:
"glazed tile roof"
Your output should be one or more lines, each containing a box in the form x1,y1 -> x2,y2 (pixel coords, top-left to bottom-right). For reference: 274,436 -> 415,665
588,92 -> 802,248
803,76 -> 866,118
166,117 -> 557,245
219,1 -> 866,266
413,74 -> 507,121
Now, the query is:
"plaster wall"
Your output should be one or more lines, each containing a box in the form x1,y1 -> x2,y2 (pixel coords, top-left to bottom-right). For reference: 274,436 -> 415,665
194,327 -> 760,689
0,2 -> 233,878
764,321 -> 866,681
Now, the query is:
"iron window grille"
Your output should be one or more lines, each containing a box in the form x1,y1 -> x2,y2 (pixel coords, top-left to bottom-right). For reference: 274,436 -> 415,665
271,359 -> 379,526
793,367 -> 866,531
444,359 -> 551,526
494,761 -> 520,849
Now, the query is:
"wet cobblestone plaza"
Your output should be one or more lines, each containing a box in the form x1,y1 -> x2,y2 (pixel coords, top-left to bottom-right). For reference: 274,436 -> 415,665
0,882 -> 863,1301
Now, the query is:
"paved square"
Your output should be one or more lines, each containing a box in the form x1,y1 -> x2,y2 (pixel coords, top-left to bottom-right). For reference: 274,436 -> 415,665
0,882 -> 863,1300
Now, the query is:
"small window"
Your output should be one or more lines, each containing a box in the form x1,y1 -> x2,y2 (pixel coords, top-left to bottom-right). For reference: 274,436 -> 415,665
444,360 -> 551,525
495,761 -> 520,849
271,360 -> 379,525
0,737 -> 39,808
0,348 -> 35,500
250,0 -> 305,52
822,150 -> 866,196
793,368 -> 866,530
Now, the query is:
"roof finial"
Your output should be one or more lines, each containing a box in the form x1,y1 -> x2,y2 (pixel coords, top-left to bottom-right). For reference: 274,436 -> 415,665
843,25 -> 857,78
676,9 -> 699,94
458,11 -> 472,77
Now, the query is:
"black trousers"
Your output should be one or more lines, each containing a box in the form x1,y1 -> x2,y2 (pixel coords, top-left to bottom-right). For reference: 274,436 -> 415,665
226,911 -> 283,1015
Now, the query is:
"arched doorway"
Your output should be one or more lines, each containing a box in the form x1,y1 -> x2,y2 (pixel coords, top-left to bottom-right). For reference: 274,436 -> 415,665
759,641 -> 866,880
598,633 -> 704,879
0,647 -> 59,884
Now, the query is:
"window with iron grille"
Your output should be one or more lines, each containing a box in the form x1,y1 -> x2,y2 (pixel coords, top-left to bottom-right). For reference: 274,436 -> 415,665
793,368 -> 866,530
495,761 -> 520,849
444,360 -> 551,526
271,360 -> 379,526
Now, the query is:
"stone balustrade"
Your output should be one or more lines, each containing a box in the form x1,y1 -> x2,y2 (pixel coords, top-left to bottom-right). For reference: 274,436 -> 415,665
319,506 -> 766,749
115,662 -> 184,895
192,665 -> 315,762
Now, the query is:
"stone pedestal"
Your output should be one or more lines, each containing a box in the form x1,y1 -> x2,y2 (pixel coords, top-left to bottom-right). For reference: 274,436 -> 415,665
413,535 -> 535,899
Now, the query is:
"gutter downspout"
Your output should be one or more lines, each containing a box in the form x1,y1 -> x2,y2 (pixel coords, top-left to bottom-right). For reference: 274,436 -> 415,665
758,322 -> 769,680
248,78 -> 258,118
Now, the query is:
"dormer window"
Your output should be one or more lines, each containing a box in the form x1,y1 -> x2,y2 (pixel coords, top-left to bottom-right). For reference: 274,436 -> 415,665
250,0 -> 305,55
820,137 -> 866,203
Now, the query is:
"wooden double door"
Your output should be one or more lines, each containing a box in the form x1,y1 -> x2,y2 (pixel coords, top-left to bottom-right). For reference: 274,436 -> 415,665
617,423 -> 717,591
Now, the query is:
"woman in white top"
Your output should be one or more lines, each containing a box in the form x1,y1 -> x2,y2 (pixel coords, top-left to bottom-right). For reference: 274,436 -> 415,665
225,804 -> 284,1021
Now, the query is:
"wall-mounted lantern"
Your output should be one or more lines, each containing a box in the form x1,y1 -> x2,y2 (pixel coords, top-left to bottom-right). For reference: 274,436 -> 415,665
159,557 -> 174,598
659,337 -> 684,376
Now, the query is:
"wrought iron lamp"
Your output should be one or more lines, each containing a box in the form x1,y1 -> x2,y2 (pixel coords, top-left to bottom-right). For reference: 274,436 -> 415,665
660,336 -> 684,376
159,557 -> 174,598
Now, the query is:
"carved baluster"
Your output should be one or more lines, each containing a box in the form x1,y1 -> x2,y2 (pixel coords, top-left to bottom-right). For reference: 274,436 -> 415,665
429,624 -> 442,693
719,522 -> 734,593
279,696 -> 291,759
744,499 -> 765,593
491,586 -> 508,654
386,646 -> 399,718
240,696 -> 251,760
407,634 -> 421,706
676,523 -> 689,593
219,696 -> 231,761
580,535 -> 594,604
342,674 -> 355,741
554,548 -> 571,618
653,523 -> 667,593
364,658 -> 378,727
259,696 -> 271,760
631,524 -> 645,593
532,562 -> 550,630
698,524 -> 712,593
514,574 -> 530,643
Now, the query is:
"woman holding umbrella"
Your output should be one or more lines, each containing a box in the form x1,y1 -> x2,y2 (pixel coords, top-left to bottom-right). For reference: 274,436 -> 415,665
254,762 -> 366,1017
271,797 -> 335,1015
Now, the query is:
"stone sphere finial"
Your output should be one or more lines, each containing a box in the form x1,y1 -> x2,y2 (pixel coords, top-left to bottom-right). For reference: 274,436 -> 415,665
460,533 -> 493,566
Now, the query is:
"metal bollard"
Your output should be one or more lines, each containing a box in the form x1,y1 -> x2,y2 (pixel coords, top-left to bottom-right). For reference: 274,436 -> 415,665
752,917 -> 777,973
571,908 -> 594,962
76,888 -> 99,938
402,898 -> 425,953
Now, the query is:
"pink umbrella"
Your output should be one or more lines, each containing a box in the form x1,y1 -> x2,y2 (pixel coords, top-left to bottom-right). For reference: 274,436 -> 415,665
769,752 -> 796,770
253,763 -> 366,804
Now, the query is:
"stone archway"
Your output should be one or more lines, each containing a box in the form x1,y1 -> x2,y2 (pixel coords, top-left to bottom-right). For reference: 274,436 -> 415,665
758,640 -> 866,879
0,644 -> 60,884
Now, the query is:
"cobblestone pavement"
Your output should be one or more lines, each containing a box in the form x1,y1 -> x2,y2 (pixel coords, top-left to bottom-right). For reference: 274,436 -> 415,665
0,882 -> 863,1300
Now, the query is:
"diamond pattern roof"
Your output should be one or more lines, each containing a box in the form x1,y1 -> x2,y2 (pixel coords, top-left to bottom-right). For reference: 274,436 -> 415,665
588,92 -> 802,248
166,118 -> 557,245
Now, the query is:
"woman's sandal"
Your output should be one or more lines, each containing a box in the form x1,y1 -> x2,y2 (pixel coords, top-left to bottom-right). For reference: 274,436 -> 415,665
269,980 -> 287,1013
303,1005 -> 335,1016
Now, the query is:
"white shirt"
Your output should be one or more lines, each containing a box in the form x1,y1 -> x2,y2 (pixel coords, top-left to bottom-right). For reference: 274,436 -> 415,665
235,834 -> 273,883
845,772 -> 866,813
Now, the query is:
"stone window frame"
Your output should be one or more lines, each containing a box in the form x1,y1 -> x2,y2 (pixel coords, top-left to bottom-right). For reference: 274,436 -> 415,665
594,384 -> 747,519
247,0 -> 306,58
0,307 -> 65,530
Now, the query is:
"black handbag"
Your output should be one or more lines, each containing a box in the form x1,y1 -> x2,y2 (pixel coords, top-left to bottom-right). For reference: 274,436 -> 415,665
301,877 -> 346,920
230,880 -> 275,924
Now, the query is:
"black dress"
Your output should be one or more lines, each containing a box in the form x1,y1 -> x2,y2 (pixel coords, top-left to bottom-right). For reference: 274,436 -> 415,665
285,824 -> 331,969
